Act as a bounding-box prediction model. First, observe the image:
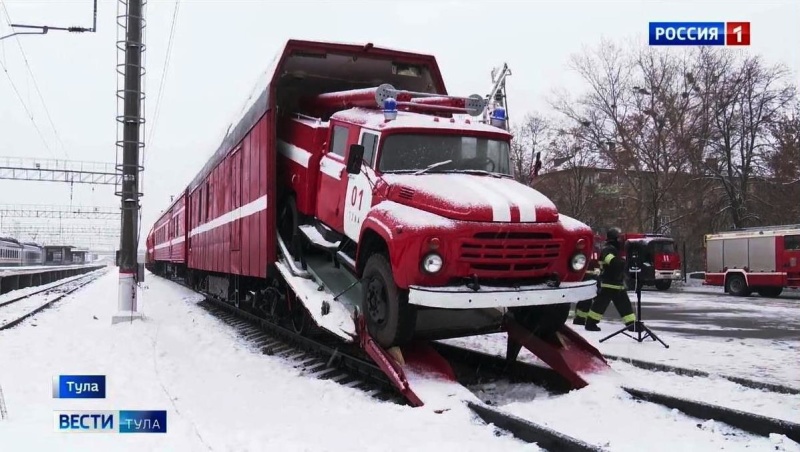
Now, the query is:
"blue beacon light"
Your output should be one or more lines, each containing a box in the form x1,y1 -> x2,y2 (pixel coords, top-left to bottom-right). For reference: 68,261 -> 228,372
383,97 -> 398,121
490,107 -> 506,128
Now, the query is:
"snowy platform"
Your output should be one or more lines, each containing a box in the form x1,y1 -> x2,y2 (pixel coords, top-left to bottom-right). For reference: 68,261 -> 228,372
0,263 -> 107,296
0,270 -> 529,451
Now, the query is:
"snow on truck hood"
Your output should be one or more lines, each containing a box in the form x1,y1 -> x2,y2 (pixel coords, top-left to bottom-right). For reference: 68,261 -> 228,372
382,173 -> 559,223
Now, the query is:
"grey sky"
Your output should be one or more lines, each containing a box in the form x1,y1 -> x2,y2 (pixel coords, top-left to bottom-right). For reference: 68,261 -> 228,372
0,0 -> 797,251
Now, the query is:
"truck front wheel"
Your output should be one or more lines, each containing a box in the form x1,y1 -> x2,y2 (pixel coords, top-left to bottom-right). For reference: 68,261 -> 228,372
362,254 -> 416,348
654,280 -> 672,291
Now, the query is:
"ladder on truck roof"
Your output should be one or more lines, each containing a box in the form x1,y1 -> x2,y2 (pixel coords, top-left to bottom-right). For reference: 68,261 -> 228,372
304,84 -> 489,117
482,63 -> 511,129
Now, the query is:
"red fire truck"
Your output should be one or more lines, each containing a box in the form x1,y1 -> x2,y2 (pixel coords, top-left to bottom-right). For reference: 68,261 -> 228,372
145,40 -> 604,393
586,232 -> 682,290
704,225 -> 800,297
621,233 -> 682,290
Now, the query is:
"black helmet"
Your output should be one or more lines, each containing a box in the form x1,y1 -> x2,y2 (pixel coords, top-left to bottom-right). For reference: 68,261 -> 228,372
606,227 -> 622,242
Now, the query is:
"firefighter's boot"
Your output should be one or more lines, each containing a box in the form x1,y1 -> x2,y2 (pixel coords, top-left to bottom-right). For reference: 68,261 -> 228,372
625,320 -> 638,332
573,316 -> 586,326
585,319 -> 601,331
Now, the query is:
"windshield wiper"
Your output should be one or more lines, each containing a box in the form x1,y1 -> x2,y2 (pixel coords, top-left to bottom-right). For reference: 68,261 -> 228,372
435,169 -> 510,178
414,159 -> 453,175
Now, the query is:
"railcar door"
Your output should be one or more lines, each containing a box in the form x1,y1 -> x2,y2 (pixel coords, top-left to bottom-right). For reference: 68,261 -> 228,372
316,122 -> 356,232
230,148 -> 242,273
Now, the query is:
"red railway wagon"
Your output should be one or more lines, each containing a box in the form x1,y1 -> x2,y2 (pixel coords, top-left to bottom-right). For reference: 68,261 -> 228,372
145,40 -> 605,393
148,193 -> 188,278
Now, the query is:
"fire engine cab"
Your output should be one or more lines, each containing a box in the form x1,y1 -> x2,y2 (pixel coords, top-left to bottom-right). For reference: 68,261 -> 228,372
621,233 -> 682,290
277,83 -> 596,347
704,225 -> 800,297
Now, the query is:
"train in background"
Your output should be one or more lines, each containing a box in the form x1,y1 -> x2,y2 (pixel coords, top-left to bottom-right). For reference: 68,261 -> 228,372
0,239 -> 91,267
0,238 -> 44,266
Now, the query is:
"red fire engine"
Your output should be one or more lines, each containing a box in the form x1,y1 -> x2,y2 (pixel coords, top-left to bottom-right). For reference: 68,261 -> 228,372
145,40 -> 603,391
586,232 -> 682,290
704,225 -> 800,297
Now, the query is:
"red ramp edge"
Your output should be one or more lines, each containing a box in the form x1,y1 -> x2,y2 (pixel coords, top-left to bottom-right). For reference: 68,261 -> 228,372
356,315 -> 425,406
504,317 -> 609,389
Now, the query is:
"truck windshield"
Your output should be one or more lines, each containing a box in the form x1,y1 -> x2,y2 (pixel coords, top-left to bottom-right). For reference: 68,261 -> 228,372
378,134 -> 511,176
651,241 -> 675,254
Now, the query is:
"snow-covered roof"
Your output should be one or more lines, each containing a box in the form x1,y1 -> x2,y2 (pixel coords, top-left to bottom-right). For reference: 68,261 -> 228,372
333,108 -> 511,136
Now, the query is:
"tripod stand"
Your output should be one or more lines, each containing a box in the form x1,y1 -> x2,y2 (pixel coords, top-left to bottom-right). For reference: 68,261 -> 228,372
600,263 -> 669,348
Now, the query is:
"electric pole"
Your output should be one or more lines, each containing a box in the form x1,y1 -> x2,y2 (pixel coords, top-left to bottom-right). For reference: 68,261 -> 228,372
112,0 -> 145,324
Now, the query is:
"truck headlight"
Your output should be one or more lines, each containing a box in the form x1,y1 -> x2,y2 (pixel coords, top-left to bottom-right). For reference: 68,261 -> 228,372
571,253 -> 587,271
422,253 -> 443,274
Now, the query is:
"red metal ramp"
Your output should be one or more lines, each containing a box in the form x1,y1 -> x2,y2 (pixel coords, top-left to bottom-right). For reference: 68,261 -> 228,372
504,317 -> 609,389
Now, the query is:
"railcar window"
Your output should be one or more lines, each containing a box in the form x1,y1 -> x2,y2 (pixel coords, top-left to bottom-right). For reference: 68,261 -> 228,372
785,235 -> 800,251
331,125 -> 349,157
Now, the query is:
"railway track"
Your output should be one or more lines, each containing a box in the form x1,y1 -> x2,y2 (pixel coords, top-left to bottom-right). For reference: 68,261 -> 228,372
0,269 -> 107,331
175,276 -> 799,451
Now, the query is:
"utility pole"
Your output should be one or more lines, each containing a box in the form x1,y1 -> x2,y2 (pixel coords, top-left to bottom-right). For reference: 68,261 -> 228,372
112,0 -> 145,324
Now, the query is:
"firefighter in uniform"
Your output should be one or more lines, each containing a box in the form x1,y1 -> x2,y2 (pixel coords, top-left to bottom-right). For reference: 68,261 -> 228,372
585,227 -> 637,332
572,263 -> 599,326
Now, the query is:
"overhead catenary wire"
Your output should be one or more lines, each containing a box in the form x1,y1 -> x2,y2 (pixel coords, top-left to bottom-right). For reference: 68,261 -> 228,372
146,0 -> 180,158
0,0 -> 66,158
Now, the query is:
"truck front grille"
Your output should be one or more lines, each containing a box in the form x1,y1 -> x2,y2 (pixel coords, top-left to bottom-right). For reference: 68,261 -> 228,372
459,231 -> 562,277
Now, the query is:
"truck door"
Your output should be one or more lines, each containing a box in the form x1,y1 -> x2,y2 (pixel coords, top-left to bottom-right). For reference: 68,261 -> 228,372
781,234 -> 800,283
316,122 -> 357,232
343,130 -> 379,242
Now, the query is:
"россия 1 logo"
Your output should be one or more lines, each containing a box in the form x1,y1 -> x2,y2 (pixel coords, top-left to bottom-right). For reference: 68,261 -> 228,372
649,22 -> 750,46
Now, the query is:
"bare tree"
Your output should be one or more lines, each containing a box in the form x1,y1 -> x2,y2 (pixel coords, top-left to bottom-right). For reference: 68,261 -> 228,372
691,50 -> 796,228
759,101 -> 800,223
509,112 -> 549,186
555,40 -> 697,232
533,122 -> 610,227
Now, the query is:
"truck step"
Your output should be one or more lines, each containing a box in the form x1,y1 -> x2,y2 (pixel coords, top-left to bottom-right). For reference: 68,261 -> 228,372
299,224 -> 341,251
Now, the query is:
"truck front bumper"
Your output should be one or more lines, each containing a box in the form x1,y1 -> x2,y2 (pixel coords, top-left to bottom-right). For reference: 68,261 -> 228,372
654,270 -> 682,280
407,279 -> 597,310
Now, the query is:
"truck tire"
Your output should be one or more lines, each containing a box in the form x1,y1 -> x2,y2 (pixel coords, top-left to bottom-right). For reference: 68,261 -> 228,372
757,287 -> 783,298
654,280 -> 672,291
362,254 -> 416,348
727,274 -> 751,296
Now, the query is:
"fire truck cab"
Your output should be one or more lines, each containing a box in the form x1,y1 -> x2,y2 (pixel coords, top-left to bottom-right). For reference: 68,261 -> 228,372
621,233 -> 682,290
276,83 -> 596,347
704,226 -> 800,297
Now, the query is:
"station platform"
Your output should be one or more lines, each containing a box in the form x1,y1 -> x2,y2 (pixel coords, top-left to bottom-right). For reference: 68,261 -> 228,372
0,263 -> 107,295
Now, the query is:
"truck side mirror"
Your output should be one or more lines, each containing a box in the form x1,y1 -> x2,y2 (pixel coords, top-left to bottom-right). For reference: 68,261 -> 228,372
346,144 -> 364,175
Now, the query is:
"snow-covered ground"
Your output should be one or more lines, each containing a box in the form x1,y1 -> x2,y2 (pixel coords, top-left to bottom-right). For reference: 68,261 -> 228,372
443,285 -> 800,451
0,270 -> 533,452
0,269 -> 798,451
